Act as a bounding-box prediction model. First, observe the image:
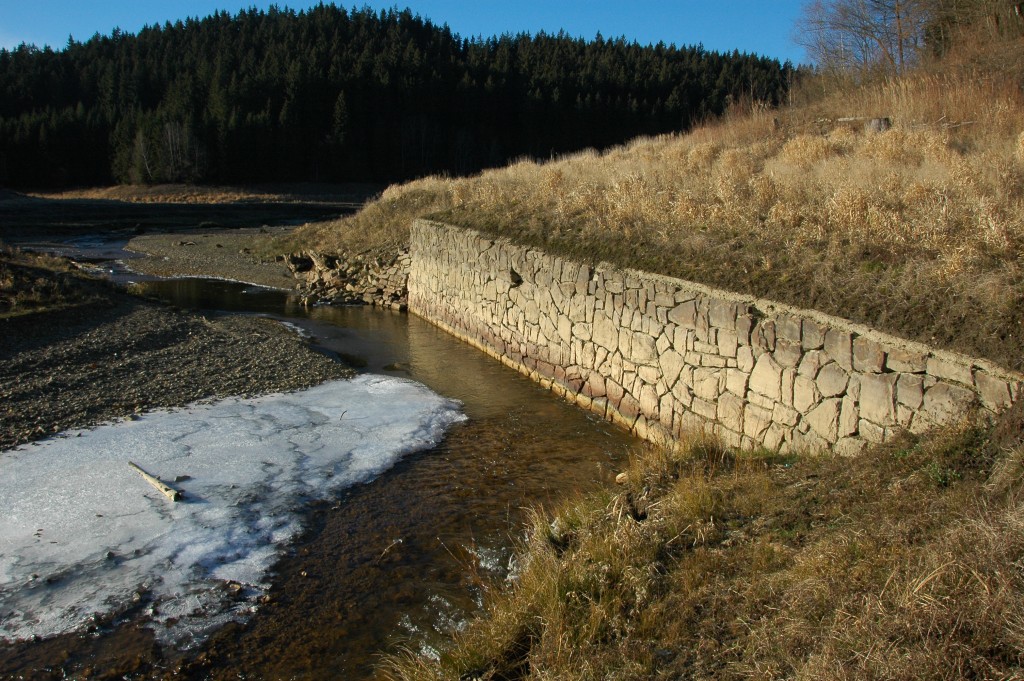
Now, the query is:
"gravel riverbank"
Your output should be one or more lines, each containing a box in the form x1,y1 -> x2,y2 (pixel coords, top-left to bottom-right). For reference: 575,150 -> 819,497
1,248 -> 351,451
125,228 -> 298,289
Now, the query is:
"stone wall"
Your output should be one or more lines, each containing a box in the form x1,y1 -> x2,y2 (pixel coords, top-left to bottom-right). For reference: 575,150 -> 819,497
408,220 -> 1023,453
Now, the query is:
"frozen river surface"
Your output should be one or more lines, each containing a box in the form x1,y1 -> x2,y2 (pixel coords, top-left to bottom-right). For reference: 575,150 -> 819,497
0,376 -> 464,647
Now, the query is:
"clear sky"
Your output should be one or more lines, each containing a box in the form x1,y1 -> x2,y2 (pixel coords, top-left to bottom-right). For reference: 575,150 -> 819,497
0,1 -> 808,64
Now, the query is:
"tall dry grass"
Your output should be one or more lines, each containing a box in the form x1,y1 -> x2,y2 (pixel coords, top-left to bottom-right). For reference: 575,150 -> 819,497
294,67 -> 1024,369
382,405 -> 1024,681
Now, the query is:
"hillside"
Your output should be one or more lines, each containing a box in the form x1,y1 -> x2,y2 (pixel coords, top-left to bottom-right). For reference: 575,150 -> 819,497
290,69 -> 1024,373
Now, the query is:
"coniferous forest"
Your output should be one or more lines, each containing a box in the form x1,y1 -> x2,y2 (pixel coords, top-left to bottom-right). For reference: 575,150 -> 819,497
0,4 -> 794,189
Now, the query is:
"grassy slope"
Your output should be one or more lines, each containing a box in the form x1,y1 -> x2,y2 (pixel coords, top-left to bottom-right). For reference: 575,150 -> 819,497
384,407 -> 1024,680
291,72 -> 1024,372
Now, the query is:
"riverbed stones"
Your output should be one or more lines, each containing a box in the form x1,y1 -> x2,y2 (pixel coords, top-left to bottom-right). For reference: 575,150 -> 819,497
407,220 -> 1023,453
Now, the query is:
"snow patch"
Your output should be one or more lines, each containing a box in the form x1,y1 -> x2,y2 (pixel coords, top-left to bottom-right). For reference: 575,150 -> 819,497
0,375 -> 465,646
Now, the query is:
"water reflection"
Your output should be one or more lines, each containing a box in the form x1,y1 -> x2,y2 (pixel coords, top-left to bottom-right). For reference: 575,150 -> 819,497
118,277 -> 640,679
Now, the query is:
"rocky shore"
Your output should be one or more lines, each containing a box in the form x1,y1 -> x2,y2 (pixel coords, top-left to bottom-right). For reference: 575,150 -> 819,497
125,228 -> 298,289
1,251 -> 352,452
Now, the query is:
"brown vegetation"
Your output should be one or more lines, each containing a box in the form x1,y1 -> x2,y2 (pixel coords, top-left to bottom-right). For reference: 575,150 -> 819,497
384,403 -> 1024,680
0,244 -> 109,317
293,63 -> 1024,370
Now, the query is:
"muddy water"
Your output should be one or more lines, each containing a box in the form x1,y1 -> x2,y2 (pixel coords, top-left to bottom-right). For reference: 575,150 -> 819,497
1,276 -> 641,680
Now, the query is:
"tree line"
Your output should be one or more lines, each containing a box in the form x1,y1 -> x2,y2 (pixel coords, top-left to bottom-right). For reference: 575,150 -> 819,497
797,0 -> 1022,79
0,5 -> 794,189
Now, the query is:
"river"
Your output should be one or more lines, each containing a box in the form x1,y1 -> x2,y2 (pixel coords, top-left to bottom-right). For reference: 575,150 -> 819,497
1,242 -> 642,680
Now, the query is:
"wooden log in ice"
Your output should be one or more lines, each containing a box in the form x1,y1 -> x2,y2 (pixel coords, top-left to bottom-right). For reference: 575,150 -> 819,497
128,461 -> 183,502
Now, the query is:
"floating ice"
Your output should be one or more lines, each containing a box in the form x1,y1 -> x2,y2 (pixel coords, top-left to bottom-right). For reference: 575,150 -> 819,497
0,375 -> 465,646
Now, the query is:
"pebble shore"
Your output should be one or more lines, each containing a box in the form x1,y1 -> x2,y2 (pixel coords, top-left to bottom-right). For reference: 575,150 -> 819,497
1,236 -> 351,452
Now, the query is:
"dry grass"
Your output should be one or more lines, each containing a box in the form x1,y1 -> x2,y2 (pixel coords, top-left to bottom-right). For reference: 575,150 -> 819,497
381,402 -> 1024,681
293,68 -> 1024,370
0,244 -> 109,317
30,182 -> 380,205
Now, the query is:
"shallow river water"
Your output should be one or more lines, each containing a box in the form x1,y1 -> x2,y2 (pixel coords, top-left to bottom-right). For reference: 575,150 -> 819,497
1,259 -> 642,679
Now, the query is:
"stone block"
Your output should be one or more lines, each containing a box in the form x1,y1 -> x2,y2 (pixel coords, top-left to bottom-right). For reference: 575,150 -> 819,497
654,291 -> 676,308
693,368 -> 722,401
694,341 -> 719,354
691,397 -> 718,420
886,347 -> 927,373
793,375 -> 821,413
781,368 -> 795,407
975,372 -> 1012,411
718,392 -> 745,433
631,332 -> 658,364
802,319 -> 826,350
700,355 -> 729,368
824,329 -> 853,371
773,403 -> 800,427
584,374 -> 607,399
839,396 -> 858,437
638,365 -> 661,384
656,331 -> 672,355
860,373 -> 898,426
805,398 -> 841,442
659,393 -> 676,429
749,354 -> 783,401
764,423 -> 789,451
674,290 -> 697,303
848,375 -> 861,400
798,350 -> 826,378
776,316 -> 802,344
592,314 -> 619,353
606,379 -> 625,406
675,410 -> 710,436
604,277 -> 624,294
834,437 -> 866,457
671,379 -> 693,407
774,340 -> 803,368
926,357 -> 974,386
737,346 -> 755,373
859,419 -> 885,443
921,383 -> 976,425
557,315 -> 573,343
896,404 -> 914,428
816,363 -> 849,398
853,337 -> 886,373
753,320 -> 776,353
747,391 -> 777,410
744,402 -> 774,439
573,322 -> 593,342
896,374 -> 924,409
735,314 -> 756,345
726,368 -> 749,396
618,329 -> 633,359
659,350 -> 686,388
639,384 -> 661,418
717,330 -> 739,358
668,300 -> 697,327
709,299 -> 738,328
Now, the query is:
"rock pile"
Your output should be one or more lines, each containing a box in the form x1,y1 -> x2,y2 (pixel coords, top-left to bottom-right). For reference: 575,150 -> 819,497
284,248 -> 410,310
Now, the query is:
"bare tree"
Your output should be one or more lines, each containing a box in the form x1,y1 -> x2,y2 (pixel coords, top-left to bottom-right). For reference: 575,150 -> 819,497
798,0 -> 937,77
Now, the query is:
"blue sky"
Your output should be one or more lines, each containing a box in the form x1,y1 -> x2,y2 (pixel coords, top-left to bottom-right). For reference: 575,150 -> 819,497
0,1 -> 808,63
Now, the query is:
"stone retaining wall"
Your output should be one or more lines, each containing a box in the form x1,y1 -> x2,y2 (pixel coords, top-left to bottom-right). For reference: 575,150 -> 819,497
408,220 -> 1023,452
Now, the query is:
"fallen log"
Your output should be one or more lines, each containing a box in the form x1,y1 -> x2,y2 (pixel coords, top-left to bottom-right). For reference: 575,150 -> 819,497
128,461 -> 183,502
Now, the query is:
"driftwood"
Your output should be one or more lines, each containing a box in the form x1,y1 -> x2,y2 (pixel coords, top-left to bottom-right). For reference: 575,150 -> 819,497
128,461 -> 183,502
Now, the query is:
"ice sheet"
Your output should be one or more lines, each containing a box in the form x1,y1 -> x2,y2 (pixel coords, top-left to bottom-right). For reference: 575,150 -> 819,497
0,375 -> 465,646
